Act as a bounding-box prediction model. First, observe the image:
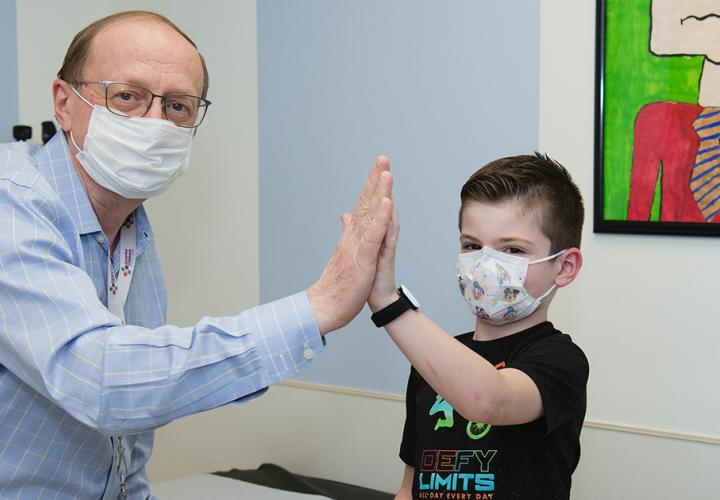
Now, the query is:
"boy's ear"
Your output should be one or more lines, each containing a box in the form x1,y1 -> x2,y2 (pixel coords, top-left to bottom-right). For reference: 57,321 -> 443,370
554,248 -> 582,288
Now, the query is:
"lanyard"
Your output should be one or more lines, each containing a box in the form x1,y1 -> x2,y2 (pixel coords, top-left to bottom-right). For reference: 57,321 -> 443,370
106,216 -> 136,325
105,216 -> 135,500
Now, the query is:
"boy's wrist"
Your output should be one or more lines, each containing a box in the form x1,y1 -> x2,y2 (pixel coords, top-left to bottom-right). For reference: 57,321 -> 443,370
370,285 -> 420,327
369,290 -> 400,313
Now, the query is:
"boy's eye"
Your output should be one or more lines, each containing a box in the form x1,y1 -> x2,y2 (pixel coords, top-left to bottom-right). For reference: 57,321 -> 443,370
462,242 -> 481,251
503,247 -> 524,254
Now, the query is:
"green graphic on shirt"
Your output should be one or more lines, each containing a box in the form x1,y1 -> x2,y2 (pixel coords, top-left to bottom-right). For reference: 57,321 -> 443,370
466,421 -> 492,440
429,394 -> 492,439
429,395 -> 454,430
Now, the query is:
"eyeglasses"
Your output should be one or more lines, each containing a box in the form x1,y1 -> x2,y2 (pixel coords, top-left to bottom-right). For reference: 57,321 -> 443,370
72,80 -> 211,128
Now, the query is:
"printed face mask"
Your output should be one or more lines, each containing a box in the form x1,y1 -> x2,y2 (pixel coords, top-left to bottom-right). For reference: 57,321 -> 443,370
456,246 -> 565,326
69,87 -> 193,199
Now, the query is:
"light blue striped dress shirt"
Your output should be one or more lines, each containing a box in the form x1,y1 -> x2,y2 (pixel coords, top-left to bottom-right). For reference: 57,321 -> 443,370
0,133 -> 324,499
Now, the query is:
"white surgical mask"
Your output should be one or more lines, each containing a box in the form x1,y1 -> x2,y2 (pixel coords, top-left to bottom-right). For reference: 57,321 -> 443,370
69,87 -> 193,199
456,246 -> 565,326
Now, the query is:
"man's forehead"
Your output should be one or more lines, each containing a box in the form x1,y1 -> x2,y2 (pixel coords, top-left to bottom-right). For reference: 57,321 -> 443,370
92,17 -> 159,44
84,18 -> 203,92
88,18 -> 192,60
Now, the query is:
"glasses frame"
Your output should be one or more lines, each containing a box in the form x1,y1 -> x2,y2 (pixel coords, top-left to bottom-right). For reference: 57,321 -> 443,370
72,80 -> 211,128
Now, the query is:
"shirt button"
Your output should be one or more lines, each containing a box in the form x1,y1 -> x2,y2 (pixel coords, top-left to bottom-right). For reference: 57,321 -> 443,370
303,348 -> 315,360
95,234 -> 106,244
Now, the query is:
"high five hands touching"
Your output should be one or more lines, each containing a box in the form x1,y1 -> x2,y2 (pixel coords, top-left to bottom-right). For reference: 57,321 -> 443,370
336,160 -> 400,316
307,156 -> 394,335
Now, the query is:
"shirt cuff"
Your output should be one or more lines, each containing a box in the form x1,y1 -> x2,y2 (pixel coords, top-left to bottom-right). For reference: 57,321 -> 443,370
250,291 -> 324,385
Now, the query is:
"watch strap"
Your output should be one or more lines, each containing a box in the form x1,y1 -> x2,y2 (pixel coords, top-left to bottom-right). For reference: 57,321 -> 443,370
371,287 -> 418,327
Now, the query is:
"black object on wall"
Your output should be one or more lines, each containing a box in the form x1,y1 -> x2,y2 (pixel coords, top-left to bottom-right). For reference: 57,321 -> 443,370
12,121 -> 57,144
13,125 -> 31,141
41,121 -> 57,144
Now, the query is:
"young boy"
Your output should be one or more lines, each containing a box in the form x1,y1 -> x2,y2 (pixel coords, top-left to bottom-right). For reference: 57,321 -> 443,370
367,153 -> 588,499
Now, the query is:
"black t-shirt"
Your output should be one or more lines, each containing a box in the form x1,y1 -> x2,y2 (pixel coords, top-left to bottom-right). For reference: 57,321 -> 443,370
399,321 -> 588,500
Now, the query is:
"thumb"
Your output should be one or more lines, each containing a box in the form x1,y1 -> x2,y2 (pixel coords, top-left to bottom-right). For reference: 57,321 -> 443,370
340,212 -> 352,232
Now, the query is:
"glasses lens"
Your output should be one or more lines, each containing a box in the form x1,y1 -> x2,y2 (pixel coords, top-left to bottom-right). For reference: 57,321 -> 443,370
164,95 -> 206,127
103,82 -> 209,127
105,83 -> 152,117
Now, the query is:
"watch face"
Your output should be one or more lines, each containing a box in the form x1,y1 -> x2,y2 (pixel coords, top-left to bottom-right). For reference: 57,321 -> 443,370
400,285 -> 419,308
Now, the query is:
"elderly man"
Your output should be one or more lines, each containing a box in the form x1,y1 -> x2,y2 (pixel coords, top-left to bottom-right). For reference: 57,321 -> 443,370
0,11 -> 392,499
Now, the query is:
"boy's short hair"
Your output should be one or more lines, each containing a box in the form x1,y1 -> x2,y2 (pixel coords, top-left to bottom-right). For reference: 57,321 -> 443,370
459,153 -> 584,252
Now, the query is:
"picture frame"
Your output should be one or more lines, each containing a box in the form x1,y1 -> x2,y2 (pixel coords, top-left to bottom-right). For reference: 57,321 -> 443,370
594,0 -> 720,236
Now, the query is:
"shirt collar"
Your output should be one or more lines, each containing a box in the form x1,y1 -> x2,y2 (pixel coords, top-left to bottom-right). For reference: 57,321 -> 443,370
35,132 -> 155,252
35,133 -> 100,235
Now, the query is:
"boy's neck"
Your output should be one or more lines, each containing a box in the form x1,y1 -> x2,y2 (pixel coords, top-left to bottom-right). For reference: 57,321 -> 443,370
472,308 -> 549,341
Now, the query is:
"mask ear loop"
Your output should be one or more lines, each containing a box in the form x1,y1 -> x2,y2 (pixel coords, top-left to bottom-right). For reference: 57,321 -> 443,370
71,85 -> 95,108
535,283 -> 557,302
67,86 -> 96,153
528,248 -> 566,265
69,130 -> 83,154
528,248 -> 566,301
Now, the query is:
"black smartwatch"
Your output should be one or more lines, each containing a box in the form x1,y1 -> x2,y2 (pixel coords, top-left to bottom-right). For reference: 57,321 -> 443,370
371,285 -> 420,327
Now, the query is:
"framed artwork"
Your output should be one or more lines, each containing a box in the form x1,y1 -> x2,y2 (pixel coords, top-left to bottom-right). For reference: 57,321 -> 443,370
595,0 -> 720,236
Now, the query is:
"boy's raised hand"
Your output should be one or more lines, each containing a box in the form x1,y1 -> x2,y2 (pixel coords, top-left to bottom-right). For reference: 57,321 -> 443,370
367,199 -> 400,313
307,156 -> 393,334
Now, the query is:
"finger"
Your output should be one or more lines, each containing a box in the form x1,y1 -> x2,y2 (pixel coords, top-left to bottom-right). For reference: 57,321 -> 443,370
350,158 -> 383,225
377,210 -> 398,268
379,207 -> 399,251
360,197 -> 393,253
374,169 -> 393,203
361,171 -> 393,230
340,213 -> 352,232
370,211 -> 397,303
350,156 -> 390,227
387,206 -> 400,249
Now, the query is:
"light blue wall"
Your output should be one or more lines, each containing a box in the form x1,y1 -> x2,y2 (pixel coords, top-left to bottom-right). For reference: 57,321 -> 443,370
259,0 -> 540,394
1,0 -> 19,142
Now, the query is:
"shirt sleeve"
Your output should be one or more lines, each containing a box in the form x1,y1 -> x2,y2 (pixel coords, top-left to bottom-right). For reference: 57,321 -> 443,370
0,173 -> 324,436
505,333 -> 589,441
399,368 -> 418,465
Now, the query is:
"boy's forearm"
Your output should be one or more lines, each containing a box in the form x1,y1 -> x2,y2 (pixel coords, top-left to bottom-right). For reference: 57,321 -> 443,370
384,310 -> 501,420
384,311 -> 542,425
